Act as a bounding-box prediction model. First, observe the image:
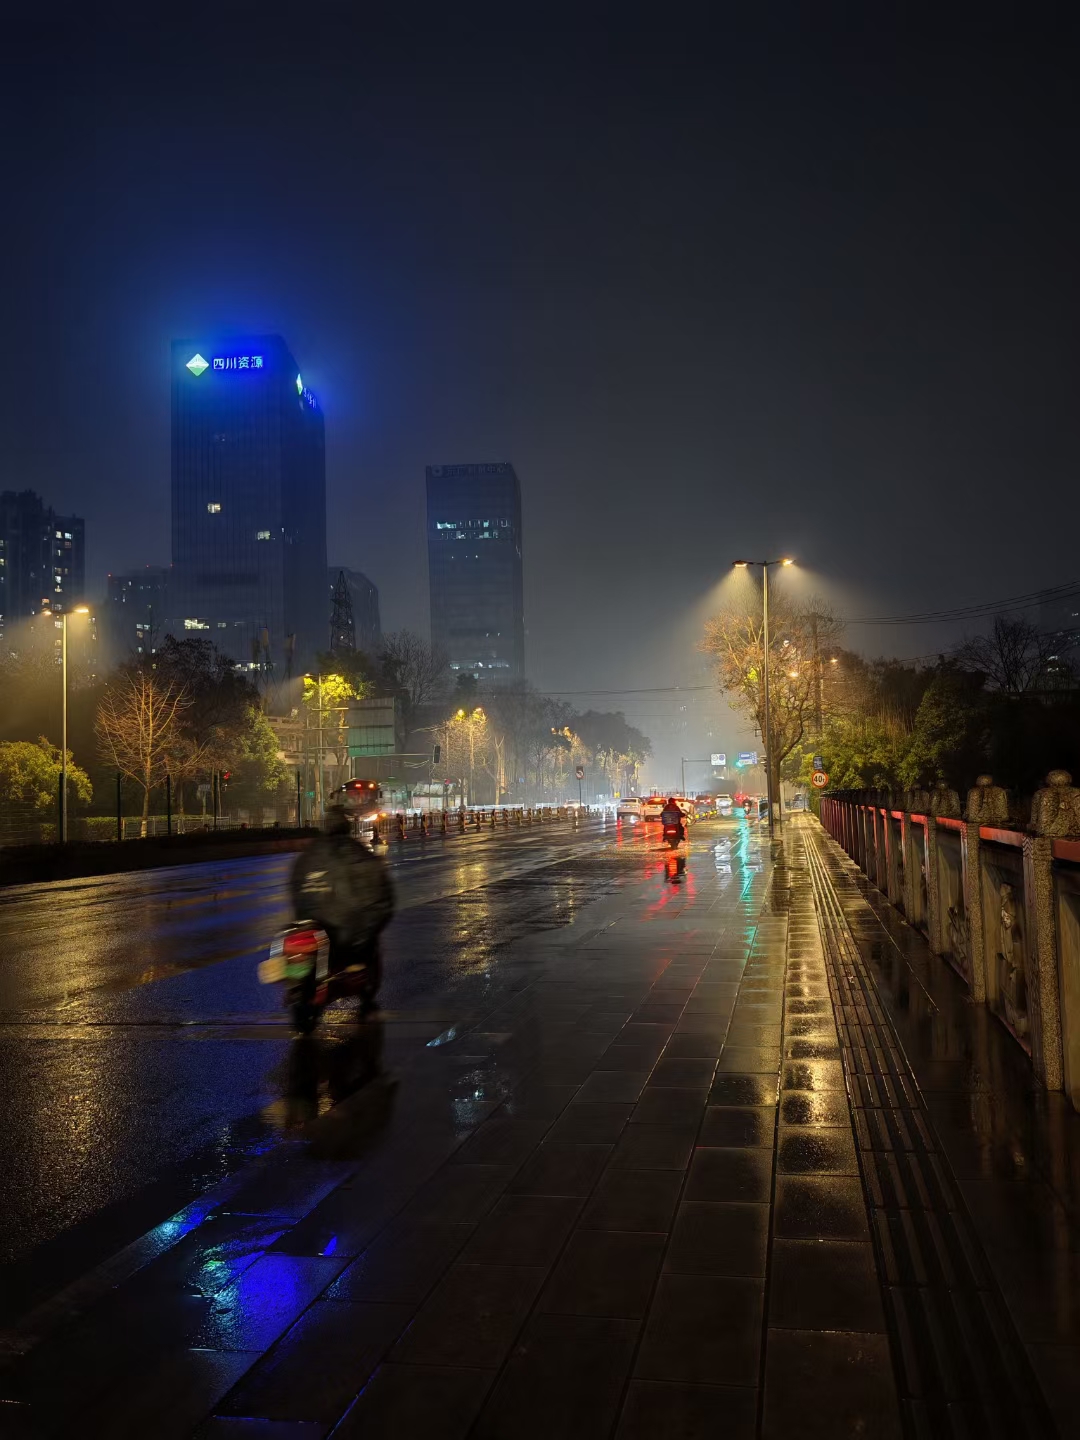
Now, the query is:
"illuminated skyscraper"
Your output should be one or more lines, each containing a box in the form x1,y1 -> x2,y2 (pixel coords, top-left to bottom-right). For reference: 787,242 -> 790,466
169,336 -> 327,674
0,489 -> 85,643
426,463 -> 524,682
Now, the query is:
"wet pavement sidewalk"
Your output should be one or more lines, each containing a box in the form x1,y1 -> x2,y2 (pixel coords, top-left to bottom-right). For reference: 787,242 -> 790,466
0,817 -> 1073,1437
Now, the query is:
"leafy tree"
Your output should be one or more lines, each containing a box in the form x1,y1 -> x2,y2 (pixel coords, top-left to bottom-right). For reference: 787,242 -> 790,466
95,674 -> 188,834
898,665 -> 989,790
703,592 -> 844,805
0,737 -> 92,817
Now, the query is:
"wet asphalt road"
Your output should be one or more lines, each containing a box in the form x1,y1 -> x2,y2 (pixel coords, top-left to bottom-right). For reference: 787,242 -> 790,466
0,816 -> 679,1316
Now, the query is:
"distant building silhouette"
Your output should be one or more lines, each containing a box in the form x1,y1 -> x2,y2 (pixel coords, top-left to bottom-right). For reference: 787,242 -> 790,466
168,335 -> 327,675
426,463 -> 524,683
329,567 -> 381,655
104,565 -> 170,663
0,489 -> 85,643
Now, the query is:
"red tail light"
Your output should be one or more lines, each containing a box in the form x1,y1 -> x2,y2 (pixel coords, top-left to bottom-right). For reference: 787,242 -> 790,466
283,929 -> 322,956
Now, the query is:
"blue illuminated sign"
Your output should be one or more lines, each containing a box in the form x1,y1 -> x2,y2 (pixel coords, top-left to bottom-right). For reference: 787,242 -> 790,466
213,354 -> 263,371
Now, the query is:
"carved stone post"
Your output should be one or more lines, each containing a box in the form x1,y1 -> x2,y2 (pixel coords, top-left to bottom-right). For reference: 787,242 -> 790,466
1023,771 -> 1080,1090
960,776 -> 1009,1004
901,811 -> 918,920
923,783 -> 960,957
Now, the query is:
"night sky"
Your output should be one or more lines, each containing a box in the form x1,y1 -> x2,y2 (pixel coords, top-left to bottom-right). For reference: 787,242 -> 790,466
4,9 -> 1079,773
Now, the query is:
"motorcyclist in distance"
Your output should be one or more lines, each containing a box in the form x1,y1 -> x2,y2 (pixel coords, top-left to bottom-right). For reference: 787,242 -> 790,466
290,804 -> 394,1015
660,796 -> 686,843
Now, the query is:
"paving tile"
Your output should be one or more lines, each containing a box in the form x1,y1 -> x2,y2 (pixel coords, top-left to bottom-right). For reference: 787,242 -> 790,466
199,1421 -> 328,1439
546,1103 -> 634,1144
390,1262 -> 545,1368
631,1087 -> 708,1126
579,1167 -> 683,1231
762,1329 -> 901,1438
473,1313 -> 639,1440
684,1147 -> 773,1203
615,1379 -> 757,1439
782,1059 -> 846,1091
573,1071 -> 652,1104
699,1105 -> 775,1148
130,1215 -> 289,1297
508,1143 -> 612,1197
398,1164 -> 514,1225
635,1274 -> 763,1385
194,1255 -> 348,1351
649,1057 -> 718,1089
665,1201 -> 769,1278
709,1074 -> 779,1107
610,1124 -> 697,1171
773,1177 -> 871,1241
661,1033 -> 725,1059
222,1163 -> 355,1222
459,1194 -> 583,1266
452,1118 -> 552,1166
325,1221 -> 473,1304
73,1347 -> 259,1440
539,1230 -> 665,1318
769,1240 -> 886,1332
724,1026 -> 782,1048
777,1127 -> 859,1176
501,1082 -> 580,1119
1026,1341 -> 1080,1438
333,1363 -> 493,1440
779,1090 -> 852,1127
269,1183 -> 411,1258
219,1300 -> 410,1421
716,1047 -> 780,1075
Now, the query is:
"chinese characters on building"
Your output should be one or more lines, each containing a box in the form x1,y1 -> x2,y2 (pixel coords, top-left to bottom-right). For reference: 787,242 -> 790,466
213,355 -> 264,370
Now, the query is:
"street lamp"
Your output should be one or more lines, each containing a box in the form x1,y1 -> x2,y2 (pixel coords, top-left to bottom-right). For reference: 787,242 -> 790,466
731,559 -> 794,836
41,604 -> 91,842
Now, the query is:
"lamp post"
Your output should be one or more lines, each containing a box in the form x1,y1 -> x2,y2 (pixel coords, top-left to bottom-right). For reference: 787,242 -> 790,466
42,604 -> 91,843
732,559 -> 793,837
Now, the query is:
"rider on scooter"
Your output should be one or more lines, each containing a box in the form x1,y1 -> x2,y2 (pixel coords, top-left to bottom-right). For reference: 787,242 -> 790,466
290,804 -> 394,1013
660,797 -> 685,843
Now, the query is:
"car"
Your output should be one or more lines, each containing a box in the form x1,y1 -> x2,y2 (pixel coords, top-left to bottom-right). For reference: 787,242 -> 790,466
640,796 -> 666,821
693,795 -> 716,816
617,798 -> 643,823
715,793 -> 734,815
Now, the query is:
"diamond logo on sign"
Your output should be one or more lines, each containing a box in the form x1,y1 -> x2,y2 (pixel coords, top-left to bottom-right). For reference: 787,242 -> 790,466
186,353 -> 209,376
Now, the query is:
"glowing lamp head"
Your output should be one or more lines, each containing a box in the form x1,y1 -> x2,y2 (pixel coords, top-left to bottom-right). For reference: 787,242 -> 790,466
74,605 -> 90,615
733,561 -> 748,569
781,557 -> 794,566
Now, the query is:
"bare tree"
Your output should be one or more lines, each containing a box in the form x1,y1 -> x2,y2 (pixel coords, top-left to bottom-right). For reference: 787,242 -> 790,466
95,674 -> 188,835
703,593 -> 844,803
377,631 -> 450,723
956,615 -> 1065,696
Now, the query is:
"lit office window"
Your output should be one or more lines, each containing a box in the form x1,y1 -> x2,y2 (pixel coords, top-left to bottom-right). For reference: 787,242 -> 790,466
207,502 -> 222,514
256,530 -> 271,540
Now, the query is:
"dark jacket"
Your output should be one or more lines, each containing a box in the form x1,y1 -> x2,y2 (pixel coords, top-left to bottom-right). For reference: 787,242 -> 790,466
660,804 -> 684,828
291,833 -> 394,953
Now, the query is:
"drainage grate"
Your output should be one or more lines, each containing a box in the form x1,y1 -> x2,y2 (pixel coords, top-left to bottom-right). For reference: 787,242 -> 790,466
802,825 -> 1056,1439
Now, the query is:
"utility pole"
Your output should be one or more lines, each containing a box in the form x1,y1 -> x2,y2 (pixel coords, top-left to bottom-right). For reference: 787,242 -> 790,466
810,611 -> 823,738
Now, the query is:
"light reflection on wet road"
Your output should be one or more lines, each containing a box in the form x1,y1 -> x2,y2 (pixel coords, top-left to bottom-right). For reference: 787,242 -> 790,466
0,817 -> 680,1305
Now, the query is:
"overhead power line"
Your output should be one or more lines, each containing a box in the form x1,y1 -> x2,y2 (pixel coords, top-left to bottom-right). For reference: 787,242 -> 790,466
845,580 -> 1080,626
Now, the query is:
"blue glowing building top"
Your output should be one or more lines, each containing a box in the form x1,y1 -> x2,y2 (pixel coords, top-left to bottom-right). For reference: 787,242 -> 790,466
169,335 -> 327,677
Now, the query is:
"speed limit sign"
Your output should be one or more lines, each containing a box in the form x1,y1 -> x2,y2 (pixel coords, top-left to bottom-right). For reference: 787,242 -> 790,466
811,771 -> 829,789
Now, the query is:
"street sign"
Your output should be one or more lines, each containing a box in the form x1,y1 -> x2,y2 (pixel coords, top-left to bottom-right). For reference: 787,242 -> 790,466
575,765 -> 585,780
737,751 -> 758,767
197,783 -> 211,797
812,755 -> 823,772
811,771 -> 829,789
710,753 -> 726,767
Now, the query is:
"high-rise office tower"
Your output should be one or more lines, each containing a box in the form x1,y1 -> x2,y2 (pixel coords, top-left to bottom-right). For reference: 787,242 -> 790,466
169,336 -> 327,674
426,463 -> 524,682
103,565 -> 170,663
0,489 -> 85,643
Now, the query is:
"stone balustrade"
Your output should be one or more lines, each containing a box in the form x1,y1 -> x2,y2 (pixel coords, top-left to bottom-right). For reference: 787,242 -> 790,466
819,772 -> 1080,1108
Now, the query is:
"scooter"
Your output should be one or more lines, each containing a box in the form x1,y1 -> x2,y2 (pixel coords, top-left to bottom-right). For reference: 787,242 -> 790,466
662,821 -> 684,849
259,921 -> 375,1034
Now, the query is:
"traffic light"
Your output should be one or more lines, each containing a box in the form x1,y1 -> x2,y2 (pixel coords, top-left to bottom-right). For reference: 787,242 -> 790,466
221,770 -> 231,790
